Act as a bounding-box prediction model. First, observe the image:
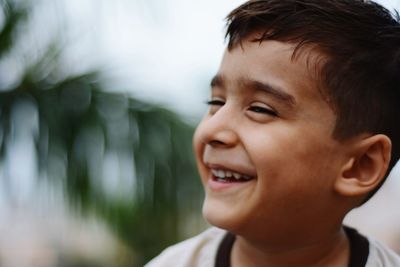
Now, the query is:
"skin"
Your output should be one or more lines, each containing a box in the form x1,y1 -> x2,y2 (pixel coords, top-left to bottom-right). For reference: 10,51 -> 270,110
192,36 -> 358,266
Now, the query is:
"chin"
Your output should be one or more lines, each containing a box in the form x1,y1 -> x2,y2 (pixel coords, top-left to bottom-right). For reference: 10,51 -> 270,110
202,197 -> 243,233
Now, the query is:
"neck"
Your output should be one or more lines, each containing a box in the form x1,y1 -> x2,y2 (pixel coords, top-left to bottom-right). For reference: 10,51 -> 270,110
231,226 -> 350,267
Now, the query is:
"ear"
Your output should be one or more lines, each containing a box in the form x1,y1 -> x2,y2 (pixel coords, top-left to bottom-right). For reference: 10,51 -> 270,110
334,134 -> 391,197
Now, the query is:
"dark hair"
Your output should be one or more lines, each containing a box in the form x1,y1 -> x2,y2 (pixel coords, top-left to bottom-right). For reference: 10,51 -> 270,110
225,0 -> 400,202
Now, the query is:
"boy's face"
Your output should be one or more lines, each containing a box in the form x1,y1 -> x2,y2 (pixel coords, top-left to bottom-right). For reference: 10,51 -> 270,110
193,37 -> 351,240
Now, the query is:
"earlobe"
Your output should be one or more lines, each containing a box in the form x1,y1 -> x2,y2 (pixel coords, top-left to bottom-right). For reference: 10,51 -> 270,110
334,134 -> 391,197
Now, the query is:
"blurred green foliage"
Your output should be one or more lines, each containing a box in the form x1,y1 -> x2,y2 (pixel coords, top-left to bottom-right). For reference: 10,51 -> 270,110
0,1 -> 204,266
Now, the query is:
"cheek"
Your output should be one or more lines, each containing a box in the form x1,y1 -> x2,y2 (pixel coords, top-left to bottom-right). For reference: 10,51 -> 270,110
258,125 -> 334,161
246,128 -> 337,186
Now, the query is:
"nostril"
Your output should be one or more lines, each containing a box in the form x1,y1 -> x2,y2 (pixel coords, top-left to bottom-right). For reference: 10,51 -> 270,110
202,128 -> 239,148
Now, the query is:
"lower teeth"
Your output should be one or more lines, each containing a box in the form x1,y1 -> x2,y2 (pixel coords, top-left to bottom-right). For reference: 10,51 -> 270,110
216,177 -> 249,182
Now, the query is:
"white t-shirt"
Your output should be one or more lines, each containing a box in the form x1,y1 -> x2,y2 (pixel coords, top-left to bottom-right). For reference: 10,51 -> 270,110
145,227 -> 400,267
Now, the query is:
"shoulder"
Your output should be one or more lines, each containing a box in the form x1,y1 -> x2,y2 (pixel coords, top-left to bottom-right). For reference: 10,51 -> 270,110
144,227 -> 227,267
366,237 -> 400,267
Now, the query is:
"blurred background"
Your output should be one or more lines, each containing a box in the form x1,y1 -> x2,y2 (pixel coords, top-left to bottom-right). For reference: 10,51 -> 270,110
0,0 -> 399,266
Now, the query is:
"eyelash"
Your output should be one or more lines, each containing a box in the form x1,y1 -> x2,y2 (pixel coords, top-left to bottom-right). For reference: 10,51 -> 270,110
205,100 -> 224,106
205,100 -> 278,117
248,106 -> 278,116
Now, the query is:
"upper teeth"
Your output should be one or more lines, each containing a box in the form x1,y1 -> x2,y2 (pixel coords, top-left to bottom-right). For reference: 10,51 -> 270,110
211,169 -> 252,180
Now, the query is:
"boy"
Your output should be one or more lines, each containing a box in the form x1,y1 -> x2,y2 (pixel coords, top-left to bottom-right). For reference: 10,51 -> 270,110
146,0 -> 400,266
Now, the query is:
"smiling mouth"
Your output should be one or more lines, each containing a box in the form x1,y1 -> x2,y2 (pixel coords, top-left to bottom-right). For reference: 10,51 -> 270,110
211,168 -> 254,183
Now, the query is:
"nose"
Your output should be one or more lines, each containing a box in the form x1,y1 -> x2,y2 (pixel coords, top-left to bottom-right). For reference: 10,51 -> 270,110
195,106 -> 239,148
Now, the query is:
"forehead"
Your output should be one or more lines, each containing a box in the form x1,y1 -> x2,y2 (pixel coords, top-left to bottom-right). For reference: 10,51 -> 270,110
218,37 -> 326,103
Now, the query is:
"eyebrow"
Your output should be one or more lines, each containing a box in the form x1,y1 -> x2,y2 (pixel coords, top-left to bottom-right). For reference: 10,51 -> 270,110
210,74 -> 296,107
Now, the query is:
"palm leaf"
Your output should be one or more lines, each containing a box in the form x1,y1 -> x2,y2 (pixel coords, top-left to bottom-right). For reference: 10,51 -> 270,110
0,1 -> 204,266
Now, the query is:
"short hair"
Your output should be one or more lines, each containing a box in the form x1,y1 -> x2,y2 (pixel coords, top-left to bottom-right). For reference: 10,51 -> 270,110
225,0 -> 400,201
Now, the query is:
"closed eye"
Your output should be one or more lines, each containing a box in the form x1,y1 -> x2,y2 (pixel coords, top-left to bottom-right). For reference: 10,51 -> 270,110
248,106 -> 278,116
205,99 -> 225,114
206,99 -> 225,106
